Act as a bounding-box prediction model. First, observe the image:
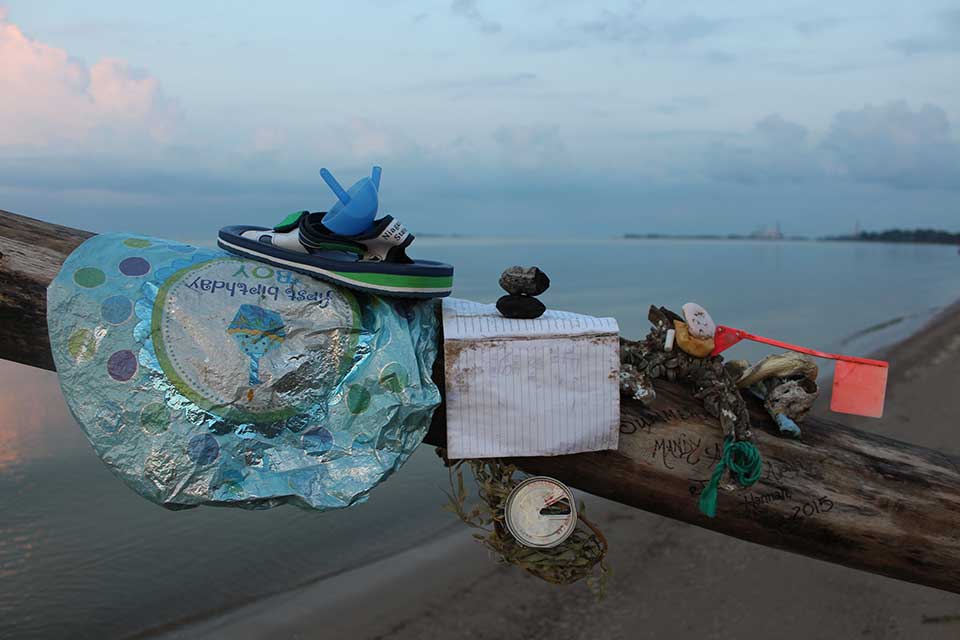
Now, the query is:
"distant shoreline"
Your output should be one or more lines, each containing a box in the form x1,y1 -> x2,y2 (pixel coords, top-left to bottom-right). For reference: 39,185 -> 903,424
622,233 -> 809,241
821,229 -> 960,246
622,232 -> 960,246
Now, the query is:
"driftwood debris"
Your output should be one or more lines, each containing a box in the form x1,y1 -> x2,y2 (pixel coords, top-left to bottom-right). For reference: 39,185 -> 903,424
2,208 -> 959,595
0,210 -> 92,370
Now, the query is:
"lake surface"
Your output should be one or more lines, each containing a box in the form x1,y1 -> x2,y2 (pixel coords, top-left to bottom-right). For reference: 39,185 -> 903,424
2,238 -> 959,639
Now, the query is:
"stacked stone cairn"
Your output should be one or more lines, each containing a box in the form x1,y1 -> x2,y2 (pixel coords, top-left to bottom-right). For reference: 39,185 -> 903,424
496,266 -> 550,319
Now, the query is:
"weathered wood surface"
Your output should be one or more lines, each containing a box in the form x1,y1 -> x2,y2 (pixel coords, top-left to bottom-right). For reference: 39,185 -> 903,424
515,383 -> 960,594
3,208 -> 960,594
0,209 -> 92,369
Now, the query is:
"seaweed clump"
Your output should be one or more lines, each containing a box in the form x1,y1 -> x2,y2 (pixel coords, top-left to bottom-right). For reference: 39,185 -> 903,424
441,454 -> 610,596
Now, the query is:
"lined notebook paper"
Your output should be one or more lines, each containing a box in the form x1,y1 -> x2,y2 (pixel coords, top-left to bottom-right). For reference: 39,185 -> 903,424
442,298 -> 620,459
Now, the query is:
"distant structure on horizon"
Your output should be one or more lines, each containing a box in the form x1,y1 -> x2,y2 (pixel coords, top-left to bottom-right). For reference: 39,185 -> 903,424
748,221 -> 784,240
623,220 -> 807,242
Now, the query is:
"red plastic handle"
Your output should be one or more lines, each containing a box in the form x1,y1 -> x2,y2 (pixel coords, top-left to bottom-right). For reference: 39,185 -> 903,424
712,326 -> 888,368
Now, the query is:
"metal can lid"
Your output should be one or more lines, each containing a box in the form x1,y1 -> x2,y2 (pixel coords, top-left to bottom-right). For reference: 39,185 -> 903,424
504,476 -> 578,548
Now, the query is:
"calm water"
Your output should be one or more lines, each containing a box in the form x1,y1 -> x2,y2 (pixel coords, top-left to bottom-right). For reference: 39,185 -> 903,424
2,238 -> 959,639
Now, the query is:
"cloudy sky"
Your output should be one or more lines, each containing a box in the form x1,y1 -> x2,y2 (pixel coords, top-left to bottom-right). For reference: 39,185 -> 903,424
1,1 -> 958,238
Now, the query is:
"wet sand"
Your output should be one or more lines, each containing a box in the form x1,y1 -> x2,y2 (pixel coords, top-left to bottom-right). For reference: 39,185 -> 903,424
162,303 -> 960,640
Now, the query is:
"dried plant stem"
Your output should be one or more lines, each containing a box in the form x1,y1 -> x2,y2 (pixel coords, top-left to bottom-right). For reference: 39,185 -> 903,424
442,455 -> 610,596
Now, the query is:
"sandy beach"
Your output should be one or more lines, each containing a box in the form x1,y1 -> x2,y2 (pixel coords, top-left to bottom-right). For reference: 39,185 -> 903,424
159,303 -> 960,640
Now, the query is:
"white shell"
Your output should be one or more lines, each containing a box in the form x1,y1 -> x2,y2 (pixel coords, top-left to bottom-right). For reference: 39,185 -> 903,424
664,328 -> 676,352
682,302 -> 716,339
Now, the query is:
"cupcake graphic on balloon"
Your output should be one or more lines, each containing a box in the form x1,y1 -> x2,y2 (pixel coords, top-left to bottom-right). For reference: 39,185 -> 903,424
226,304 -> 287,385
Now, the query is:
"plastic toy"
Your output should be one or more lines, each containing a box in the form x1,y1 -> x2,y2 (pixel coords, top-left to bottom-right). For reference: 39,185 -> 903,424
319,166 -> 382,236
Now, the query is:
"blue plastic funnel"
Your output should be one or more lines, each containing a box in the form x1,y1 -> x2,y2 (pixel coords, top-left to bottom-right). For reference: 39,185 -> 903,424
320,166 -> 381,236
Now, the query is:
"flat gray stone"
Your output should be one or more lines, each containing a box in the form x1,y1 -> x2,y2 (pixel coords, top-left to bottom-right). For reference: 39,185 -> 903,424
499,266 -> 550,296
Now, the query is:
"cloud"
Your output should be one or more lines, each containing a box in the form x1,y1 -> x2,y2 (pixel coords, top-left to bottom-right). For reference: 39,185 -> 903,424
0,9 -> 178,149
755,113 -> 807,146
450,0 -> 501,34
579,8 -> 722,46
822,101 -> 960,189
794,17 -> 843,36
0,10 -> 421,191
0,115 -> 423,198
252,128 -> 288,154
579,5 -> 649,44
890,9 -> 960,55
706,114 -> 820,185
703,49 -> 736,65
405,72 -> 537,93
662,15 -> 724,43
522,4 -> 725,51
654,95 -> 710,115
707,102 -> 960,191
945,7 -> 960,31
491,125 -> 566,168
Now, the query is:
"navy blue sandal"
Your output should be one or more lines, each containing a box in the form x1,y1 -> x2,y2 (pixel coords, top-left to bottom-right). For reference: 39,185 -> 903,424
218,211 -> 453,298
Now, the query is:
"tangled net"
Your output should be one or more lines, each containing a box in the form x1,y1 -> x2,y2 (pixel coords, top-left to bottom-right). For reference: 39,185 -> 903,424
442,455 -> 610,596
620,305 -> 753,442
620,305 -> 764,516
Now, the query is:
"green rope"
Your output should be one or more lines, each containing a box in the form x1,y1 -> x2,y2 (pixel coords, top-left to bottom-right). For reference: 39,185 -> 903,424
698,436 -> 763,518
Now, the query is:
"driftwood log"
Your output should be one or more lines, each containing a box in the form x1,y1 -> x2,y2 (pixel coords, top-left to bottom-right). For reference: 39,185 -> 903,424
2,208 -> 959,594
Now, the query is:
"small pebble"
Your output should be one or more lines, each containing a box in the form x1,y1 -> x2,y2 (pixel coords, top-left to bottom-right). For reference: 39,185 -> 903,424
499,266 -> 550,296
496,294 -> 546,319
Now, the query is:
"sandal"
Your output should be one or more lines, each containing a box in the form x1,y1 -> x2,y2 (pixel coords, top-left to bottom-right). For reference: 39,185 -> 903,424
217,211 -> 454,298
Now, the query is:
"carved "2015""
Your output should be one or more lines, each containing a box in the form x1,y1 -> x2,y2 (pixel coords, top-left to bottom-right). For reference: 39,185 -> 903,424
790,495 -> 834,522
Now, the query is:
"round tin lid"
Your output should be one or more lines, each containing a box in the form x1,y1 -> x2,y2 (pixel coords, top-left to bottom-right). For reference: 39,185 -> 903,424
504,476 -> 578,548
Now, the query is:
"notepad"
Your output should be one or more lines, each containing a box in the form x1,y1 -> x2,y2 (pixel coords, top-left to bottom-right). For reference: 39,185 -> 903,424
442,298 -> 620,459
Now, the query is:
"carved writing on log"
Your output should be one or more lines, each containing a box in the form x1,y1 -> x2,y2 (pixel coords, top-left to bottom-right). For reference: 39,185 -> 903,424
731,490 -> 840,532
738,488 -> 793,517
605,400 -> 834,529
764,457 -> 815,484
620,405 -> 714,435
637,419 -> 839,529
789,495 -> 835,523
636,418 -> 823,487
651,434 -> 722,470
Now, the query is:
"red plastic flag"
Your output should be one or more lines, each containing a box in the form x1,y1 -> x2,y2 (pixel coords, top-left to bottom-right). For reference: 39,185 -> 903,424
712,326 -> 888,418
